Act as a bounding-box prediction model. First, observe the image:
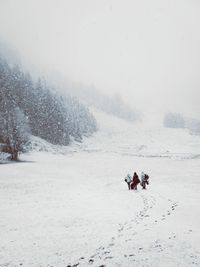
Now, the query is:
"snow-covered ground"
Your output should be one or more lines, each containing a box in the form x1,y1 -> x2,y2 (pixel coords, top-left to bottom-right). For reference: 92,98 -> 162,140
0,111 -> 200,267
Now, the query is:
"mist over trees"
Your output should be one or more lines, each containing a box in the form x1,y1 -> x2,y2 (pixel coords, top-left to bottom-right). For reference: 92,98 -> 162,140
163,113 -> 185,129
0,56 -> 97,160
163,112 -> 200,136
48,75 -> 140,123
0,40 -> 140,126
80,89 -> 140,123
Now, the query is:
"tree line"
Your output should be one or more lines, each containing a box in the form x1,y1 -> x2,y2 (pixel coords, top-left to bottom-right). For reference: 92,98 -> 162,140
0,56 -> 97,160
163,112 -> 200,135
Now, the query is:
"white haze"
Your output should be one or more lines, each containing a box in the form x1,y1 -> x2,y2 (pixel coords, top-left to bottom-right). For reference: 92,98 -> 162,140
0,0 -> 200,120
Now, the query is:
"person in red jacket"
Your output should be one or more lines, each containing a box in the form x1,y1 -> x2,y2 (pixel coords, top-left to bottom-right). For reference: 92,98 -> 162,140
131,172 -> 140,190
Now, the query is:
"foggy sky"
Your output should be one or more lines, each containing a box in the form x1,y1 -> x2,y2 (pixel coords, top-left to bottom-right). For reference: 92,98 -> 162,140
0,0 -> 200,118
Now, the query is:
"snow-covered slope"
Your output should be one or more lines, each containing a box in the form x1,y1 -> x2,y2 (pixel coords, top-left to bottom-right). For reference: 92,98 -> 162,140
0,110 -> 200,267
77,110 -> 200,159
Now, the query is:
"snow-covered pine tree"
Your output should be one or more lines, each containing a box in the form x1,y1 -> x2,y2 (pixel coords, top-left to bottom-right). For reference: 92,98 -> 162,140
0,106 -> 30,160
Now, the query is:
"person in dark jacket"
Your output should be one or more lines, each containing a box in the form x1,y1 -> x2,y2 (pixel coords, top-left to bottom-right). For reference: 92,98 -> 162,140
140,172 -> 149,189
131,172 -> 140,190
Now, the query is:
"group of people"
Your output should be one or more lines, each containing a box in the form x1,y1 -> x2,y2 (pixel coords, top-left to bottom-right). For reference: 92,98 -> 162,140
124,172 -> 149,190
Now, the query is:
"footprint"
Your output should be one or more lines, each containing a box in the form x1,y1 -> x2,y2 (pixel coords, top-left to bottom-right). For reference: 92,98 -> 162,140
102,251 -> 110,255
91,253 -> 98,258
105,256 -> 113,260
97,246 -> 105,251
125,239 -> 132,242
89,259 -> 94,264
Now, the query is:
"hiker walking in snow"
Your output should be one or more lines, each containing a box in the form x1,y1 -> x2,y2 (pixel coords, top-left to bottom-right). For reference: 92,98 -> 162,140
124,174 -> 132,190
141,172 -> 149,189
131,172 -> 140,190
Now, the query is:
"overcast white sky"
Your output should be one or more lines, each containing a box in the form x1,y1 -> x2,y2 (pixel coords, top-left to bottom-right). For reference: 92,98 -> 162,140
0,0 -> 199,118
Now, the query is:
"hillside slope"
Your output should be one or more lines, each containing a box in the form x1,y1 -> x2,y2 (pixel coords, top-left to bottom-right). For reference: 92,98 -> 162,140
0,110 -> 200,267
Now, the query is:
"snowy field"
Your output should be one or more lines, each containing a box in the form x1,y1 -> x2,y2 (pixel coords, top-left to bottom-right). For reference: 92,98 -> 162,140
0,111 -> 200,267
